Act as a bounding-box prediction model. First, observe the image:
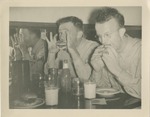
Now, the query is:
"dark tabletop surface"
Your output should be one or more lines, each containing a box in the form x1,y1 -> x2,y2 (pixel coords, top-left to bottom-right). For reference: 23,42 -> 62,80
9,84 -> 141,109
35,92 -> 141,109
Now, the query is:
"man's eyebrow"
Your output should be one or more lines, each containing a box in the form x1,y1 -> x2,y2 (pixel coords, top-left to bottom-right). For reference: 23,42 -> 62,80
103,30 -> 110,34
59,28 -> 69,31
97,30 -> 109,35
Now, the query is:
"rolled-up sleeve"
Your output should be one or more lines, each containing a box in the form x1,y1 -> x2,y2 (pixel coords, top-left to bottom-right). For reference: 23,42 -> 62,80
74,42 -> 99,81
118,48 -> 141,98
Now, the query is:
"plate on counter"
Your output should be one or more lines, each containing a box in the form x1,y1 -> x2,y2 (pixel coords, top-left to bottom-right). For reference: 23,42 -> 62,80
96,88 -> 120,97
12,98 -> 45,109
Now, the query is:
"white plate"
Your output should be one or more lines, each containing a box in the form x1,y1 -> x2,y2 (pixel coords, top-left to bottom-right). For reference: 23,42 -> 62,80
13,98 -> 45,109
96,88 -> 120,97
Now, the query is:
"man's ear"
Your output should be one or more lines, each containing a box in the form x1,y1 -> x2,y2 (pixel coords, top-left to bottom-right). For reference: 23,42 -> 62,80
77,31 -> 83,39
119,28 -> 126,39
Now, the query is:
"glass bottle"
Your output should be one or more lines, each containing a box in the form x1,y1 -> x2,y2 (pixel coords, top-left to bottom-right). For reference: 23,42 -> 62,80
38,74 -> 45,98
61,60 -> 71,93
47,74 -> 52,87
49,68 -> 58,87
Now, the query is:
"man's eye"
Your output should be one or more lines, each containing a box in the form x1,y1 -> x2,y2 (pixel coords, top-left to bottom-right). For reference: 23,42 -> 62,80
59,32 -> 63,36
104,34 -> 111,38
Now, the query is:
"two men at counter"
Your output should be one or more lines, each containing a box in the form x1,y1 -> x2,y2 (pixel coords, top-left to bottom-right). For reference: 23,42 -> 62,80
10,7 -> 141,99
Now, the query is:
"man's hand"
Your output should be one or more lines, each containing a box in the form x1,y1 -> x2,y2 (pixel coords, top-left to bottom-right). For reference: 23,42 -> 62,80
46,32 -> 59,53
91,45 -> 106,71
10,33 -> 28,59
102,46 -> 123,76
66,31 -> 77,52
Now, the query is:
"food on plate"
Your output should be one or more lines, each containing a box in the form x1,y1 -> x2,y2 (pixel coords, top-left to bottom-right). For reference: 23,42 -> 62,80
13,98 -> 42,107
21,92 -> 37,100
96,88 -> 120,96
99,90 -> 113,94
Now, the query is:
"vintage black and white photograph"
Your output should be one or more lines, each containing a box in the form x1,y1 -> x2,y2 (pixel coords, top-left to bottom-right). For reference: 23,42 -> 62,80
8,6 -> 142,109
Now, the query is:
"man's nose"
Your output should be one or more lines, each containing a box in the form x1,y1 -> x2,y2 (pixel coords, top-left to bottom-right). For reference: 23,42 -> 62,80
59,35 -> 66,41
101,37 -> 110,45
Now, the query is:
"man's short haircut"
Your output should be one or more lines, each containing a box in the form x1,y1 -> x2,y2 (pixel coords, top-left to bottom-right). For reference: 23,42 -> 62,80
56,16 -> 83,31
95,7 -> 125,28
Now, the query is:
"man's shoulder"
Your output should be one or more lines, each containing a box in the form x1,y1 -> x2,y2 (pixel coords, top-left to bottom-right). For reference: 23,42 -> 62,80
126,35 -> 141,56
84,38 -> 99,48
34,39 -> 46,47
39,39 -> 47,45
131,37 -> 141,48
126,35 -> 141,47
33,39 -> 46,53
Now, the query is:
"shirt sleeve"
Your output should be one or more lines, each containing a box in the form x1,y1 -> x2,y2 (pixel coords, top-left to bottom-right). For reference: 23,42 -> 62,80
44,50 -> 71,74
44,53 -> 58,75
29,40 -> 46,74
74,42 -> 99,81
92,68 -> 112,88
119,49 -> 141,98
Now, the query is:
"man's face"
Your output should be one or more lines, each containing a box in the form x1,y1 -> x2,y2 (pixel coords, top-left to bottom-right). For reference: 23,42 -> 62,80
21,29 -> 35,47
21,29 -> 31,46
58,22 -> 78,43
95,18 -> 122,50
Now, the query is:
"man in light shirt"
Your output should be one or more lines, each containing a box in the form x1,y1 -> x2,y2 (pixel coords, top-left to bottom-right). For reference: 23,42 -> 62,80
44,16 -> 99,82
91,7 -> 141,98
11,28 -> 46,74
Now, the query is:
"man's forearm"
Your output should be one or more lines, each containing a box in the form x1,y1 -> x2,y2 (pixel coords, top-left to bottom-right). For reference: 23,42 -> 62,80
69,49 -> 91,81
92,69 -> 111,88
116,70 -> 136,85
116,70 -> 141,98
47,52 -> 57,68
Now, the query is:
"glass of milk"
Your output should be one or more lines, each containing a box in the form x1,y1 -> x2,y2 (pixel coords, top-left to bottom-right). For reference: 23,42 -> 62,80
45,86 -> 59,106
84,81 -> 96,99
